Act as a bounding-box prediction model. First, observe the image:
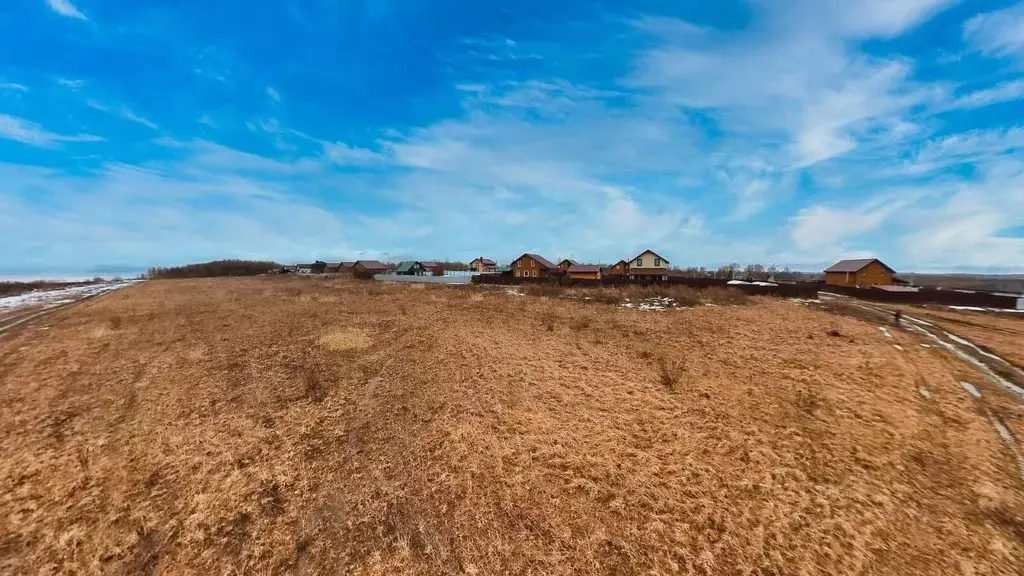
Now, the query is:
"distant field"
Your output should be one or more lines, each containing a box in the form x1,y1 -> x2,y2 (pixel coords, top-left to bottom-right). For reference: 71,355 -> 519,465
1,277 -> 1022,575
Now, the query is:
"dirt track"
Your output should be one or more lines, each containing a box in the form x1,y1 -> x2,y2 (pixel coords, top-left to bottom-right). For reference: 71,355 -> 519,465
1,277 -> 1022,575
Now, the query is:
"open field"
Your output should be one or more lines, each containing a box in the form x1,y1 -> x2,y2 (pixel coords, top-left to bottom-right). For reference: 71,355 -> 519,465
2,277 -> 1023,575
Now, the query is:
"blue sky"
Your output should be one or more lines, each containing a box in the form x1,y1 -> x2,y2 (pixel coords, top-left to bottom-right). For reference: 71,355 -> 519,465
2,0 -> 1024,274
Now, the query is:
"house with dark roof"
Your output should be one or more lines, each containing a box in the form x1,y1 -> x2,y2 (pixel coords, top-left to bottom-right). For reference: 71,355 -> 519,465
557,259 -> 578,273
395,261 -> 426,276
353,260 -> 388,278
627,250 -> 670,281
419,261 -> 444,276
824,258 -> 896,287
605,259 -> 630,277
567,264 -> 603,280
511,253 -> 556,278
469,257 -> 497,273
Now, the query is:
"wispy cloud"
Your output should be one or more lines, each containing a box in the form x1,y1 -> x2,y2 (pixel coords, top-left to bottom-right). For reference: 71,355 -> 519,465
0,114 -> 103,147
0,82 -> 28,92
86,100 -> 158,129
945,79 -> 1024,110
267,86 -> 281,101
964,2 -> 1024,60
45,0 -> 88,20
57,78 -> 85,88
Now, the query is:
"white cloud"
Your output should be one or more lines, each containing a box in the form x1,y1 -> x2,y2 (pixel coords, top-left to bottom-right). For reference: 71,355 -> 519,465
0,82 -> 28,92
57,78 -> 85,88
789,197 -> 909,250
964,2 -> 1024,60
267,86 -> 281,101
87,100 -> 159,129
945,78 -> 1024,110
0,114 -> 103,147
46,0 -> 88,20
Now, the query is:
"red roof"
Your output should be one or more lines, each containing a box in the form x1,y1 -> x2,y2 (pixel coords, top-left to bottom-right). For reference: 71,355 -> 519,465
518,253 -> 556,269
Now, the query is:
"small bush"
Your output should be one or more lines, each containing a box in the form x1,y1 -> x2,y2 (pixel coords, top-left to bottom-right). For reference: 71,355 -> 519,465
657,356 -> 685,391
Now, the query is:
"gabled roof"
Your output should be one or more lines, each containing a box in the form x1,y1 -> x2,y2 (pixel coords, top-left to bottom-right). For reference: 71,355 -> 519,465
480,258 -> 496,265
395,261 -> 421,273
568,264 -> 603,273
558,259 -> 579,267
324,262 -> 342,270
630,249 -> 669,264
340,261 -> 355,268
355,260 -> 388,270
516,253 -> 556,269
824,258 -> 895,274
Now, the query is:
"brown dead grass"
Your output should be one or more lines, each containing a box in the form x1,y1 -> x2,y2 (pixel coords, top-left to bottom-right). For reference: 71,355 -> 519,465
318,327 -> 372,351
1,276 -> 1022,575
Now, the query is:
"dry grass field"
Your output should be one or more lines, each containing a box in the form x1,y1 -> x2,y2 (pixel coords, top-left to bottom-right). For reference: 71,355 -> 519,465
1,277 -> 1023,575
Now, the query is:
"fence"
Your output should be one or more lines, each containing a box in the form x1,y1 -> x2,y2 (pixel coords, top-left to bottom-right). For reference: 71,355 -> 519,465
373,274 -> 474,285
821,284 -> 1022,310
471,275 -> 820,299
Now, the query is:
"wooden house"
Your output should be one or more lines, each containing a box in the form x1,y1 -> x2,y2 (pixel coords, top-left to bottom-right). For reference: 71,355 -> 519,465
824,259 -> 895,287
606,260 -> 629,277
627,250 -> 669,281
567,264 -> 603,280
557,259 -> 578,273
353,260 -> 388,278
419,261 -> 444,276
511,253 -> 556,278
469,257 -> 497,273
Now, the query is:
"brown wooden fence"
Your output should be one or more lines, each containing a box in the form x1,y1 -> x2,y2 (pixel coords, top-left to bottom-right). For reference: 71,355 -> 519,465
820,284 -> 1022,310
471,275 -> 820,299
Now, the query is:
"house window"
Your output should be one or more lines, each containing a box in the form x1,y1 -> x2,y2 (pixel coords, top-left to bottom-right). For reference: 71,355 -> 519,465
531,260 -> 536,268
635,258 -> 643,266
516,271 -> 521,277
654,258 -> 661,266
533,270 -> 537,277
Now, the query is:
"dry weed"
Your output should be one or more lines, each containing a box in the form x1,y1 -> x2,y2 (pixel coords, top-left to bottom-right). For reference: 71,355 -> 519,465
318,327 -> 372,351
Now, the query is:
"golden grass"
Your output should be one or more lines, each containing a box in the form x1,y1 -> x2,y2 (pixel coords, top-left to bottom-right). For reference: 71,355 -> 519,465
318,327 -> 372,351
0,277 -> 1022,575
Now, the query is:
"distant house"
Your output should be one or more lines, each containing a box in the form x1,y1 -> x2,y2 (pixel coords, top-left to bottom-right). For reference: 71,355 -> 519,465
339,262 -> 355,276
353,260 -> 388,277
511,253 -> 557,278
606,260 -> 629,277
557,259 -> 578,273
567,264 -> 603,280
310,260 -> 328,274
419,261 -> 444,276
395,261 -> 426,276
469,257 -> 497,273
824,258 -> 896,287
627,250 -> 669,281
324,262 -> 343,274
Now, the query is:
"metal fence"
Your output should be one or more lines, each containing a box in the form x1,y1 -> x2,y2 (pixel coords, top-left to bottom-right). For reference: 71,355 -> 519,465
470,275 -> 820,299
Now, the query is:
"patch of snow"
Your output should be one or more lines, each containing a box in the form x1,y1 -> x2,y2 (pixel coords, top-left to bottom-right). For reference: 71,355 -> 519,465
878,326 -> 893,339
504,288 -> 524,297
905,323 -> 1024,399
960,381 -> 982,399
0,280 -> 138,310
918,387 -> 932,400
893,344 -> 904,351
902,315 -> 935,327
920,344 -> 931,348
987,411 -> 1015,444
752,281 -> 778,286
949,306 -> 987,312
727,280 -> 751,285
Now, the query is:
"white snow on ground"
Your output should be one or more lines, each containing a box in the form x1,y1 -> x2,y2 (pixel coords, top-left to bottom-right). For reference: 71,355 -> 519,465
0,280 -> 139,310
788,298 -> 821,305
960,381 -> 982,399
878,326 -> 893,338
902,322 -> 1024,398
919,387 -> 932,400
620,297 -> 677,311
949,305 -> 1024,314
893,344 -> 904,351
504,288 -> 524,297
902,315 -> 935,327
920,344 -> 931,348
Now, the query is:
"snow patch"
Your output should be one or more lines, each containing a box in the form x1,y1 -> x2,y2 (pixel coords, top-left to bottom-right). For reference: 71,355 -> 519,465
918,387 -> 932,400
878,326 -> 893,339
960,381 -> 982,399
893,344 -> 904,351
0,280 -> 138,310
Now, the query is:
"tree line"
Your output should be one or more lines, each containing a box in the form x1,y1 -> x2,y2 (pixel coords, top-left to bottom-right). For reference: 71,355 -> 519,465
146,260 -> 280,279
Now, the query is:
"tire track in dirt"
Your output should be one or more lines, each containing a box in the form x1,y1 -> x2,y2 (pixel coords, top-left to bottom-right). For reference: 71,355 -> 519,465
819,294 -> 1024,483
